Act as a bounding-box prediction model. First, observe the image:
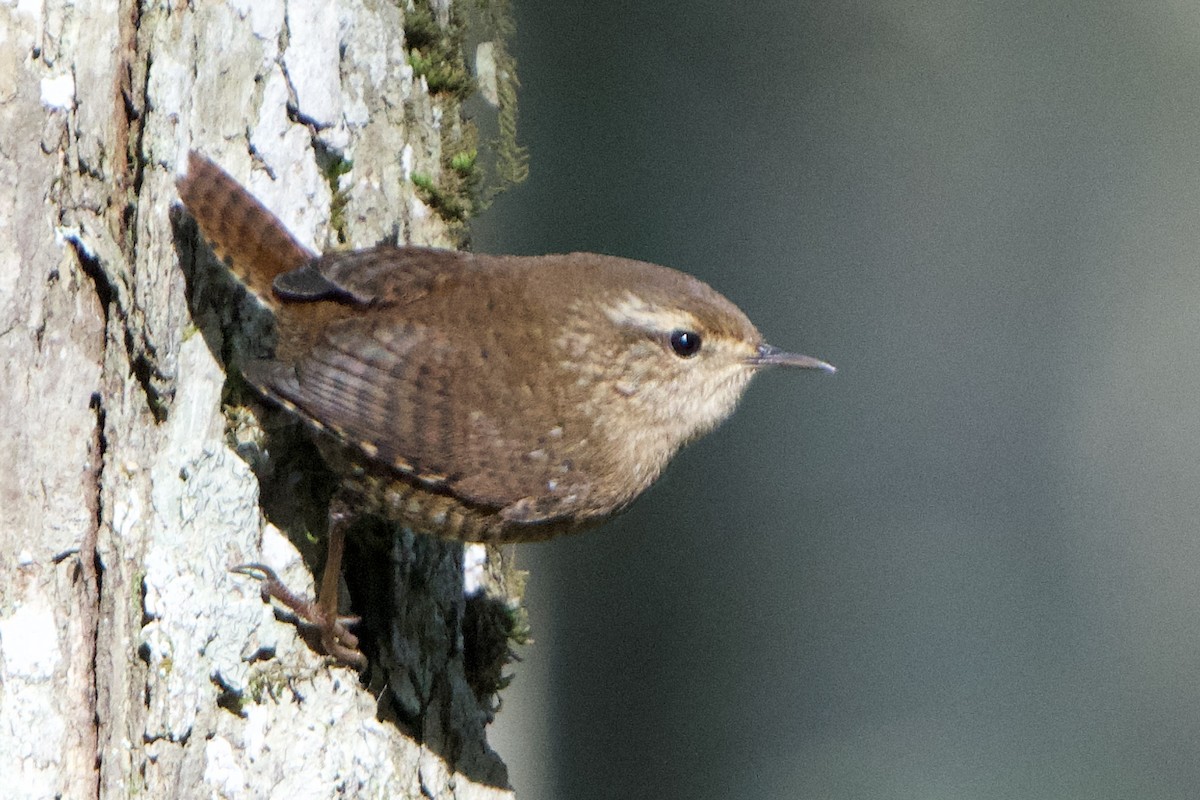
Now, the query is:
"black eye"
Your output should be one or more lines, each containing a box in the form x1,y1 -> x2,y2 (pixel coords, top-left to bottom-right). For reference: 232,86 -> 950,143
668,329 -> 702,358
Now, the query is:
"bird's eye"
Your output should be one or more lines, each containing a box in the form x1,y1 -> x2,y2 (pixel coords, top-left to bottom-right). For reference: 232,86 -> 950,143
668,329 -> 702,358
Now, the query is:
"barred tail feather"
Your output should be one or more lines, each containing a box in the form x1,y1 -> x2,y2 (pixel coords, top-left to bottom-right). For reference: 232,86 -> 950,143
176,151 -> 316,307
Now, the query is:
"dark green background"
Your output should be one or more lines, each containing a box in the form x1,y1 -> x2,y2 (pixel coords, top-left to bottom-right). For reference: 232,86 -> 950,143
473,3 -> 1200,798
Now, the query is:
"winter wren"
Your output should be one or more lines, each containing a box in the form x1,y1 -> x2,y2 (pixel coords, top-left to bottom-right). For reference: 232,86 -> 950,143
177,151 -> 834,665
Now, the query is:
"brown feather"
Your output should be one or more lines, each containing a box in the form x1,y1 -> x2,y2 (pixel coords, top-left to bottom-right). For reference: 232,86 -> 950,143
177,150 -> 829,539
176,152 -> 315,306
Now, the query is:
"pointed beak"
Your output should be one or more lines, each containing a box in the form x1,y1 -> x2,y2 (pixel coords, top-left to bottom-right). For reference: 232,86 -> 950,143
749,344 -> 836,373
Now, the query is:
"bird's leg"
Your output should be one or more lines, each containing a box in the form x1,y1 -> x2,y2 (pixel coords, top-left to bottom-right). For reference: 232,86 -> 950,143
233,494 -> 366,668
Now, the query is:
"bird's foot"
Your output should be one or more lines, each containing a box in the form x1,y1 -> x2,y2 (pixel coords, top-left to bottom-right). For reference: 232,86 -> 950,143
232,563 -> 367,669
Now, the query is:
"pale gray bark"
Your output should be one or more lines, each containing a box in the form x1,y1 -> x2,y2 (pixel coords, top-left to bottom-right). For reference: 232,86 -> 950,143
0,2 -> 515,798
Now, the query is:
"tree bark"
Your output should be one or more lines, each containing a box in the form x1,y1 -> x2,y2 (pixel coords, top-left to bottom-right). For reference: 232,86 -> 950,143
0,1 -> 517,797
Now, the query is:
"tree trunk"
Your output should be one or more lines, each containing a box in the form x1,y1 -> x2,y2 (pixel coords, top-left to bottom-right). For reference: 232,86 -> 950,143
0,1 -> 518,797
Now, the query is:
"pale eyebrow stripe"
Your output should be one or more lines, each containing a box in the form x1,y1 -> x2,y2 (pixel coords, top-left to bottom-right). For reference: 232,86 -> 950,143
601,292 -> 699,332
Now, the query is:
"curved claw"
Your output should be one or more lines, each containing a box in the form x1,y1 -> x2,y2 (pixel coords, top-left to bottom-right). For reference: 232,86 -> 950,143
231,562 -> 280,582
230,561 -> 366,670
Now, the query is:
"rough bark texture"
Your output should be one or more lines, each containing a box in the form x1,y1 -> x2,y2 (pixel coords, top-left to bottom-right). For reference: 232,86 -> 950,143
0,1 -> 517,797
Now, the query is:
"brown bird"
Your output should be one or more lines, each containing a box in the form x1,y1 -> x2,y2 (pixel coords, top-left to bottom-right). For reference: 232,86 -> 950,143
177,151 -> 834,665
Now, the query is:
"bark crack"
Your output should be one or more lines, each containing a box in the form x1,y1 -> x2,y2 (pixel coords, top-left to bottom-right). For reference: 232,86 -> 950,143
80,389 -> 106,800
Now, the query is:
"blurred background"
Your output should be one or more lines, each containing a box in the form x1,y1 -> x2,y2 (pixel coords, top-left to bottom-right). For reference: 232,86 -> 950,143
472,2 -> 1200,798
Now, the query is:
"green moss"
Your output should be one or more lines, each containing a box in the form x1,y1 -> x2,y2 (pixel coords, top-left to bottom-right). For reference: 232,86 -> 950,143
403,4 -> 441,51
450,149 -> 477,175
319,153 -> 354,244
501,557 -> 531,648
247,664 -> 294,704
473,0 -> 529,207
411,171 -> 473,223
408,51 -> 475,99
405,0 -> 475,100
410,172 -> 435,192
448,145 -> 483,206
401,0 -> 529,231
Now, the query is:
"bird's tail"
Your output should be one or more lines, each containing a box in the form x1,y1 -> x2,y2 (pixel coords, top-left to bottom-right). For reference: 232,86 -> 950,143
176,151 -> 316,308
